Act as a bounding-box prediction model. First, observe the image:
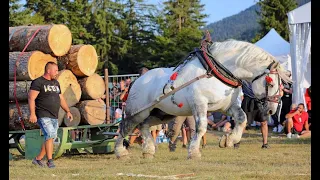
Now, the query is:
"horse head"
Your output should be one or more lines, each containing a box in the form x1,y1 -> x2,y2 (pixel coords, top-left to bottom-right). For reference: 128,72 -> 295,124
208,40 -> 292,116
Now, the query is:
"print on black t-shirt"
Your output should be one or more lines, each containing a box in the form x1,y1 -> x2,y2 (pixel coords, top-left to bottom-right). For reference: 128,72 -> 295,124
30,76 -> 61,119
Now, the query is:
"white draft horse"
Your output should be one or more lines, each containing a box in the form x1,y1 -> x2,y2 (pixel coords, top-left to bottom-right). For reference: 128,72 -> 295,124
115,39 -> 292,159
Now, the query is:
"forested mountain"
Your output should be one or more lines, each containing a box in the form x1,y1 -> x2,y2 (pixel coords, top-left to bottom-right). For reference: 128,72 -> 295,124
204,0 -> 310,42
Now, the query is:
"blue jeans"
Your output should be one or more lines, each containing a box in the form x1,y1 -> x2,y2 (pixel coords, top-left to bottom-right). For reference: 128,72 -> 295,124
37,117 -> 59,141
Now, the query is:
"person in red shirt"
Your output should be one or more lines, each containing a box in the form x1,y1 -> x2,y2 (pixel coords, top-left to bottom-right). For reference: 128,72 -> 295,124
304,86 -> 311,128
284,103 -> 311,138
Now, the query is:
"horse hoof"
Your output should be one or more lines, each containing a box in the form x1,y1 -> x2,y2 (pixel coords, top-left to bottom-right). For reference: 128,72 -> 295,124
142,153 -> 154,159
187,153 -> 201,160
219,135 -> 227,148
219,134 -> 234,148
116,154 -> 130,160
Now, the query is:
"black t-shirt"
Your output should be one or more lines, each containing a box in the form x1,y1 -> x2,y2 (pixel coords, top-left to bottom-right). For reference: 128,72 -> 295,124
282,81 -> 292,98
30,76 -> 61,119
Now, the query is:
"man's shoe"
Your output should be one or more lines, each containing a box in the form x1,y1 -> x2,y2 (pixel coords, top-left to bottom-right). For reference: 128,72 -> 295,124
287,133 -> 292,138
277,125 -> 283,133
261,144 -> 270,149
47,160 -> 56,168
272,127 -> 277,132
292,134 -> 300,138
182,144 -> 187,148
32,158 -> 45,167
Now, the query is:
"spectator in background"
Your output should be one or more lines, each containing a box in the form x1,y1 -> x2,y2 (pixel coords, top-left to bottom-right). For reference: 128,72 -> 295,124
284,103 -> 311,138
276,71 -> 293,133
241,80 -> 270,149
305,85 -> 311,129
113,108 -> 123,139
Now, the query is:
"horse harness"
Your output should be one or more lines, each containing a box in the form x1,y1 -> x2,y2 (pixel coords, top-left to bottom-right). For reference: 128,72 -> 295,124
251,61 -> 282,104
194,31 -> 282,106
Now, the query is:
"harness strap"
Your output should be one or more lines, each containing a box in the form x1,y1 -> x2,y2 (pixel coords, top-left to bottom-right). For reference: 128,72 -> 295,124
129,73 -> 210,117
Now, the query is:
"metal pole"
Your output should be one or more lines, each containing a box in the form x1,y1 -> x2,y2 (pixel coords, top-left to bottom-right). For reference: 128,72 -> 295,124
104,69 -> 110,124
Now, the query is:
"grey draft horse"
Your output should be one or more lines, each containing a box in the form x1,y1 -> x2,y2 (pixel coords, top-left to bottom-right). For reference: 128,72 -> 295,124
115,39 -> 292,159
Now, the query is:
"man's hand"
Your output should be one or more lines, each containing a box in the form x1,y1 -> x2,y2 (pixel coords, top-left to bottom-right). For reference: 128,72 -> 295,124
29,114 -> 37,123
66,112 -> 73,122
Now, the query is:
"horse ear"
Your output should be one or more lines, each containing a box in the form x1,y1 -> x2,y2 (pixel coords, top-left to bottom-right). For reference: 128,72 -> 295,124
271,61 -> 279,70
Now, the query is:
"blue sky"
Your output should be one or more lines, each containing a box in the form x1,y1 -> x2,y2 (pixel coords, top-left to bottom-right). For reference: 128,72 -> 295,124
148,0 -> 257,25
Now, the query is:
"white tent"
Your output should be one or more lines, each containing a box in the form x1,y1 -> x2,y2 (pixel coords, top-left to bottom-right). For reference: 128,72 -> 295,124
255,28 -> 291,71
287,2 -> 311,107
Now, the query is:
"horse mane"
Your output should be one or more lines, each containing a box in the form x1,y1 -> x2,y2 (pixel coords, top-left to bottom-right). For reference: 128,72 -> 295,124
209,39 -> 292,84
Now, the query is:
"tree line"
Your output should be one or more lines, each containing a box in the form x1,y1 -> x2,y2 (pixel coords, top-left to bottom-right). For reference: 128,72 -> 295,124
9,0 -> 299,75
9,0 -> 208,75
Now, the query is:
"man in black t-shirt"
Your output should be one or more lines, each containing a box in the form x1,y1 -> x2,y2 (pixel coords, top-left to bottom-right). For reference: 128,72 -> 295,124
28,62 -> 73,168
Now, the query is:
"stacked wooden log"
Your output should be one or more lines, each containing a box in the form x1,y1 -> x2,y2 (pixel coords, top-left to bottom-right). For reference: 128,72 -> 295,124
9,24 -> 106,131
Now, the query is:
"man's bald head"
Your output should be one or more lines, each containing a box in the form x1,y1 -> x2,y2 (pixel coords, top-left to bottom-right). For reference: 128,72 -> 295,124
44,62 -> 58,80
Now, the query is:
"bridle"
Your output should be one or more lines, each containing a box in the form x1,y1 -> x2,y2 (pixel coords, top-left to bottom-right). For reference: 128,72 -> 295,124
251,61 -> 282,105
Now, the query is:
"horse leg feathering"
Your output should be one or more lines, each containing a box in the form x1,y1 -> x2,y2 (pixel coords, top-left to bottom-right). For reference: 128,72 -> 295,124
188,103 -> 208,159
219,104 -> 247,148
115,111 -> 149,159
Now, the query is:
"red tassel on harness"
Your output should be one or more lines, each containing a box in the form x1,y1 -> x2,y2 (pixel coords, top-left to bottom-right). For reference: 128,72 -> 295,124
170,72 -> 178,80
177,103 -> 184,108
265,76 -> 273,84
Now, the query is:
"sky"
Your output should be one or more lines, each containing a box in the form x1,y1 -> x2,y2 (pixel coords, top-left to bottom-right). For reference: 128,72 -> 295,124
148,0 -> 257,25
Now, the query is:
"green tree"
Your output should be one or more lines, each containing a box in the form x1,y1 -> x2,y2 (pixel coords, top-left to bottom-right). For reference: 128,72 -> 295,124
115,0 -> 158,73
153,0 -> 208,67
9,0 -> 32,26
88,0 -> 129,75
25,0 -> 68,24
253,0 -> 297,42
64,0 -> 93,45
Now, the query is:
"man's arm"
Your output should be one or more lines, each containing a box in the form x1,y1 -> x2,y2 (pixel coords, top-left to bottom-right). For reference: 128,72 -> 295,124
59,94 -> 70,113
59,94 -> 73,121
304,119 -> 309,131
28,90 -> 40,123
119,87 -> 128,101
285,110 -> 299,119
283,88 -> 293,94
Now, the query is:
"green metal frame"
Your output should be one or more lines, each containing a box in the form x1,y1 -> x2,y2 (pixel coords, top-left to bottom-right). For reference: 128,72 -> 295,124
10,123 -> 119,160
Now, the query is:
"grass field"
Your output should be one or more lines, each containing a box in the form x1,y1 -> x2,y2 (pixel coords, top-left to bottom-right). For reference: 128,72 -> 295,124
9,129 -> 311,180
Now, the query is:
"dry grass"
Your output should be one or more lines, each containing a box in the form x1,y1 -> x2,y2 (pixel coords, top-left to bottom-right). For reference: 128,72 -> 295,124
9,129 -> 311,180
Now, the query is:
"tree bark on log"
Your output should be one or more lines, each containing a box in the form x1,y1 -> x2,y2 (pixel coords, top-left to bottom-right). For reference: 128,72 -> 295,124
63,107 -> 81,127
56,70 -> 81,107
9,24 -> 72,56
9,103 -> 39,131
58,45 -> 98,77
76,100 -> 106,125
9,51 -> 57,80
78,73 -> 105,100
9,81 -> 31,102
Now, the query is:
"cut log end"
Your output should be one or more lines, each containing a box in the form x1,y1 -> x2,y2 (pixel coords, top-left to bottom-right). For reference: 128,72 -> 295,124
77,100 -> 106,125
74,45 -> 98,77
79,73 -> 105,100
28,51 -> 57,80
63,107 -> 81,127
48,25 -> 72,56
57,70 -> 82,107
